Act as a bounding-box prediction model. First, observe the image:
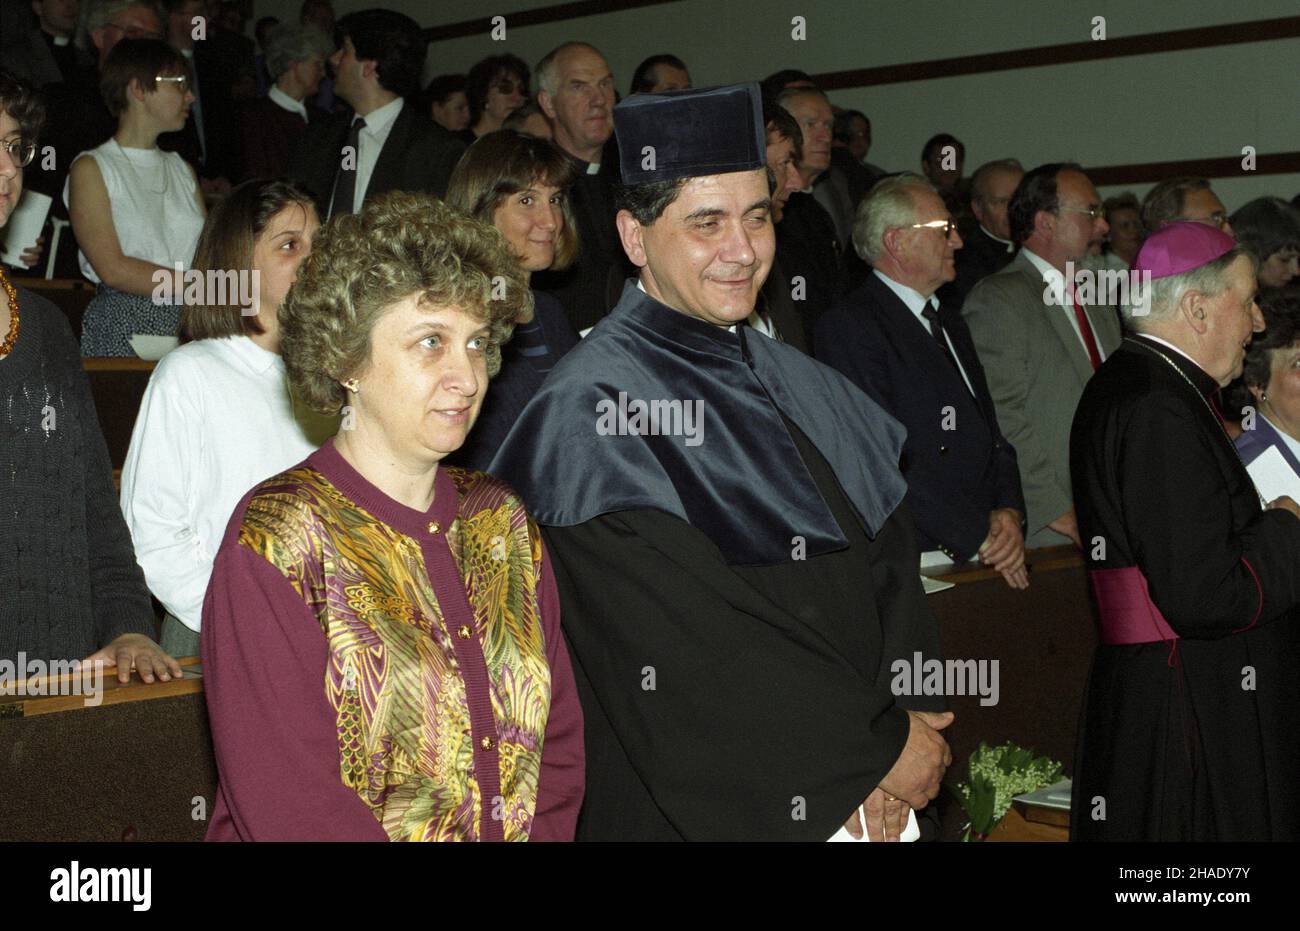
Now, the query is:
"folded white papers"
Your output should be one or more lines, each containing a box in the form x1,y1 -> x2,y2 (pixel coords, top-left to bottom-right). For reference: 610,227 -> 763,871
129,334 -> 179,361
1245,445 -> 1300,505
827,806 -> 921,842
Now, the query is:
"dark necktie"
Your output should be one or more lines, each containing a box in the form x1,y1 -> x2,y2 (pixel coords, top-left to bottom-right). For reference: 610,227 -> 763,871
921,303 -> 961,376
329,116 -> 366,219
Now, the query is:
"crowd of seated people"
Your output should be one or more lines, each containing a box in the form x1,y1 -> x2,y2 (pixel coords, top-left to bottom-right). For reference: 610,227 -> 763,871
3,1 -> 1300,843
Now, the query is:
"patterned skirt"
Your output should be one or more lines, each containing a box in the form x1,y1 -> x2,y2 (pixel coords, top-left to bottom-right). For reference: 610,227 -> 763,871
80,284 -> 180,357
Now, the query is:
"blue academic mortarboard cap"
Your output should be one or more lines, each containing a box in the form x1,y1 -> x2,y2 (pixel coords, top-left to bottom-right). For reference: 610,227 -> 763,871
614,83 -> 766,186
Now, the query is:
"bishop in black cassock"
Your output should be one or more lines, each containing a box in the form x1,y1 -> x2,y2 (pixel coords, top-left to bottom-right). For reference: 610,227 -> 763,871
490,84 -> 952,841
1070,222 -> 1300,841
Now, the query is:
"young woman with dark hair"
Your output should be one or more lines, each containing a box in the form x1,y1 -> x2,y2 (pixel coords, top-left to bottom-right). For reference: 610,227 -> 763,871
119,178 -> 335,658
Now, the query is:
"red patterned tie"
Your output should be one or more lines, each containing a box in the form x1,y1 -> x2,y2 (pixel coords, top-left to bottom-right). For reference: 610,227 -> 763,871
1067,280 -> 1103,370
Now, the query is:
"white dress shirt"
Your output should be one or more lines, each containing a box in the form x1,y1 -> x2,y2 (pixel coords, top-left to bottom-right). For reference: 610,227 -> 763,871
874,269 -> 976,396
1021,247 -> 1107,364
348,96 -> 404,215
268,83 -> 308,122
120,336 -> 338,631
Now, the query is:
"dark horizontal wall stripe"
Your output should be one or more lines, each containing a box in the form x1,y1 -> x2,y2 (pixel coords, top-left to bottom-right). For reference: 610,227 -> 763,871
816,16 -> 1300,89
424,0 -> 680,42
1086,152 -> 1300,187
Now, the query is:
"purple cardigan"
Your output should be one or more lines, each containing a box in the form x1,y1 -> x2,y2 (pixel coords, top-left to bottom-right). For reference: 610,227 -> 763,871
201,441 -> 584,841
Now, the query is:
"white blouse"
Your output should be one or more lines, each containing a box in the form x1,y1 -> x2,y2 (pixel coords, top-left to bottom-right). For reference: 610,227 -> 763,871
63,140 -> 205,284
120,336 -> 338,632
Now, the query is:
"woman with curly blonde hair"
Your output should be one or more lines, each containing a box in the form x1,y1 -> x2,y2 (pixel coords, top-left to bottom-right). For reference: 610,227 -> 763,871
200,191 -> 584,841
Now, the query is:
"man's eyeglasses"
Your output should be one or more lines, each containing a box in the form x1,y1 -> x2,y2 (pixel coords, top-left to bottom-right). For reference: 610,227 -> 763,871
1175,211 -> 1230,230
908,219 -> 958,237
155,75 -> 191,93
105,22 -> 166,41
1058,204 -> 1106,220
1,137 -> 37,168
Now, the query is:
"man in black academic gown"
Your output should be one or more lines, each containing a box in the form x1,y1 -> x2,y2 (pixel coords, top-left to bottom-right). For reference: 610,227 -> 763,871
1070,221 -> 1300,841
491,83 -> 953,842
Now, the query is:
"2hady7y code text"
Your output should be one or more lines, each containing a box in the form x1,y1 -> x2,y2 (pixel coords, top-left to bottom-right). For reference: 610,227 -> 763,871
1119,867 -> 1251,881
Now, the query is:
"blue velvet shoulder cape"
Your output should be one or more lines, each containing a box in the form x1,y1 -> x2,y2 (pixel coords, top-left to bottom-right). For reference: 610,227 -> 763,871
489,281 -> 909,566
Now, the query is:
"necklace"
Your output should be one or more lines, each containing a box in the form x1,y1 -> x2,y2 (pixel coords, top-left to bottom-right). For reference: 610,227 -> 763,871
1126,337 -> 1266,508
0,265 -> 18,358
113,137 -> 169,196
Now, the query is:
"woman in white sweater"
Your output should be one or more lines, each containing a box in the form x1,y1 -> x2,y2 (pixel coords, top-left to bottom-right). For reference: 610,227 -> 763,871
120,179 -> 336,657
65,38 -> 206,356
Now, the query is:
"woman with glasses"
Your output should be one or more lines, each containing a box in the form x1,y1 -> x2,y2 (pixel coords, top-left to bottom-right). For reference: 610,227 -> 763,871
458,54 -> 529,144
1,67 -> 181,679
64,38 -> 206,356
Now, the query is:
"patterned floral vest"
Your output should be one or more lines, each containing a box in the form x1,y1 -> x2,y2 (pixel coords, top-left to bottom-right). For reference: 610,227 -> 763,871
237,463 -> 551,841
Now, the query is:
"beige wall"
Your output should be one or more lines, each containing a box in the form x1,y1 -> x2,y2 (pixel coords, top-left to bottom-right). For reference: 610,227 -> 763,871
250,0 -> 1300,210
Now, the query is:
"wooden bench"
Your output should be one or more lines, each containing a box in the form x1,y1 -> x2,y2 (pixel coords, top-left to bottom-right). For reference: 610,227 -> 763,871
925,546 -> 1094,840
0,548 -> 1097,842
19,277 -> 95,340
0,658 -> 212,842
84,357 -> 155,471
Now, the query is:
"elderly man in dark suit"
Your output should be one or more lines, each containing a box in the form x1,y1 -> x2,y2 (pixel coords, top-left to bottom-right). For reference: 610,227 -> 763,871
963,162 -> 1122,549
817,173 -> 1028,588
286,8 -> 464,220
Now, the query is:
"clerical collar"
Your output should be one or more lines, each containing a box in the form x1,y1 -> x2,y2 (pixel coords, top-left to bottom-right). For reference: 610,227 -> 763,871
1129,334 -> 1218,397
586,161 -> 601,175
635,278 -> 741,334
980,225 -> 1015,253
52,35 -> 70,47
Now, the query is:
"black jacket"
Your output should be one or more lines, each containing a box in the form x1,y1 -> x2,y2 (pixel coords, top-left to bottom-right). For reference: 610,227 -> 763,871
285,100 -> 466,217
816,272 -> 1024,560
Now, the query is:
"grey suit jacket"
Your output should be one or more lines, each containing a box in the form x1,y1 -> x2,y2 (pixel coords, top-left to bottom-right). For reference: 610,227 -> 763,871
813,166 -> 855,249
961,251 -> 1122,547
